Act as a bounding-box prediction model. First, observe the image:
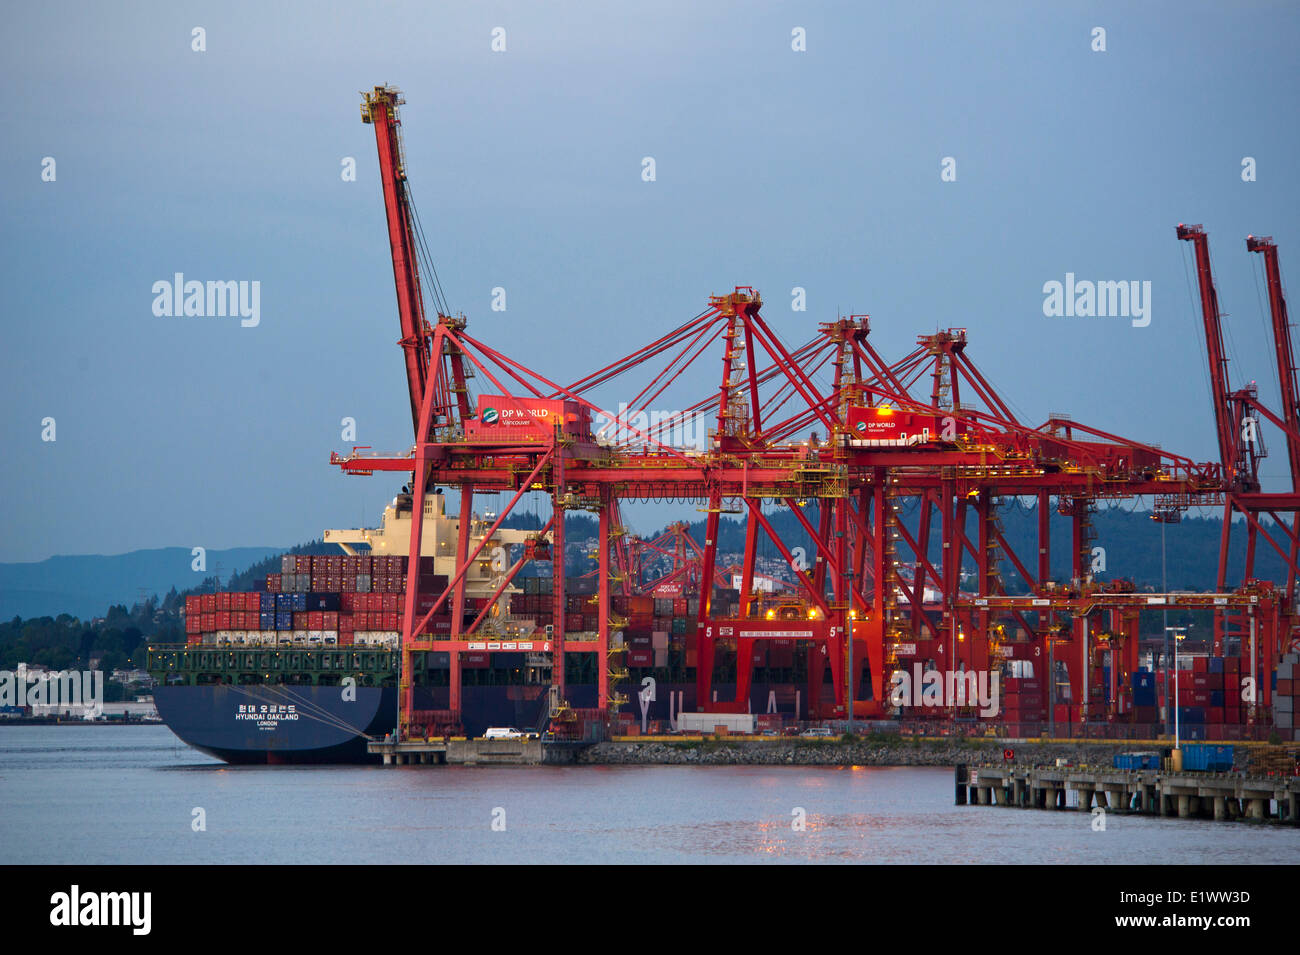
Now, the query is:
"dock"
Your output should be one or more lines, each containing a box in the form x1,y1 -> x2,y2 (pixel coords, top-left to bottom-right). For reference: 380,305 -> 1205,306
957,764 -> 1300,823
367,737 -> 582,766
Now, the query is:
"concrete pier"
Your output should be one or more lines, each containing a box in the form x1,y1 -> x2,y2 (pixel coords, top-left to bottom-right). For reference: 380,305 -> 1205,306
368,737 -> 583,765
961,765 -> 1300,825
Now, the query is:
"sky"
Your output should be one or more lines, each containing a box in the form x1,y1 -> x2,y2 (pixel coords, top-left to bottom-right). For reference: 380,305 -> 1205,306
2,1 -> 1299,563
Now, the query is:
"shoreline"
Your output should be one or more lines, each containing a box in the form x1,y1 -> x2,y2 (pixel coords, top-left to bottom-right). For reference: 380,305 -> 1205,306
575,737 -> 1250,769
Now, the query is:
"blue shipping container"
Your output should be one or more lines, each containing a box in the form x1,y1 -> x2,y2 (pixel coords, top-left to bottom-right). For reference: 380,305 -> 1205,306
1113,752 -> 1161,770
260,593 -> 277,612
275,612 -> 292,630
276,594 -> 292,611
1183,744 -> 1234,771
1208,656 -> 1224,674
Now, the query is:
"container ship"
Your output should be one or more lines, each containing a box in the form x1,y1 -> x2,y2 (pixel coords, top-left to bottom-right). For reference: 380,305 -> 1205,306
147,493 -> 804,763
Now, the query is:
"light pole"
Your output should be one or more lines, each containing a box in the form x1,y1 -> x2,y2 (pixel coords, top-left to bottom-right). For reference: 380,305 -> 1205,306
1166,625 -> 1187,750
846,569 -> 854,736
1162,520 -> 1171,736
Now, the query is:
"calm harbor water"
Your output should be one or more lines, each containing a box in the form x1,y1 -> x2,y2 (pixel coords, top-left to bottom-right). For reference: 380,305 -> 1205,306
2,725 -> 1298,864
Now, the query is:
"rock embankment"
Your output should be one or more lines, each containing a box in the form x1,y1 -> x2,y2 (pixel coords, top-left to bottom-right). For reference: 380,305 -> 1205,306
577,737 -> 1133,767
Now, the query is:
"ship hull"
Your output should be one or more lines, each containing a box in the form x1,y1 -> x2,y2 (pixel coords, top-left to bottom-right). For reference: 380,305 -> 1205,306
152,684 -> 396,764
152,681 -> 805,763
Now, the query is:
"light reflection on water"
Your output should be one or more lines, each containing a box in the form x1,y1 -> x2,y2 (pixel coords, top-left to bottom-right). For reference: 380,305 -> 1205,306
2,726 -> 1298,864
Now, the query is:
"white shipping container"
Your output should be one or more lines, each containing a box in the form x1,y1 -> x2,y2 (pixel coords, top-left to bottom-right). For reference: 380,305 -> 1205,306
677,712 -> 755,734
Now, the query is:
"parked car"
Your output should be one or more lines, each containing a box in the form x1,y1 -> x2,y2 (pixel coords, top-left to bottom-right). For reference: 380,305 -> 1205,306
483,727 -> 525,740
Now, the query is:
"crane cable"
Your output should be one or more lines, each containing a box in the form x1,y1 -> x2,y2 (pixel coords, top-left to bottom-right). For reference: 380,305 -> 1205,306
405,183 -> 452,319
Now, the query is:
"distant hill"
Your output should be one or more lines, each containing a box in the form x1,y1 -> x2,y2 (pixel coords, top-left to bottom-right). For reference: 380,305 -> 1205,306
0,502 -> 1285,624
0,547 -> 283,620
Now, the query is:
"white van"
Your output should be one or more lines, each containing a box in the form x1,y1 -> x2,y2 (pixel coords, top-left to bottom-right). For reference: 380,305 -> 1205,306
483,727 -> 525,740
799,726 -> 834,738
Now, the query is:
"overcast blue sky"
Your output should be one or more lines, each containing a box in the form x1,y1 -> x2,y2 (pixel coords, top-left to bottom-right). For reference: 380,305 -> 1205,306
3,1 -> 1299,563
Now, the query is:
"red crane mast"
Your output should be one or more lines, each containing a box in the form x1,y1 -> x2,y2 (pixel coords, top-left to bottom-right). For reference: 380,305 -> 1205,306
362,86 -> 434,435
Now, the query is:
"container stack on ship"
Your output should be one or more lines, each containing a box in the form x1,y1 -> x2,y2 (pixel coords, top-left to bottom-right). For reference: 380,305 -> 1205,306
148,86 -> 1300,764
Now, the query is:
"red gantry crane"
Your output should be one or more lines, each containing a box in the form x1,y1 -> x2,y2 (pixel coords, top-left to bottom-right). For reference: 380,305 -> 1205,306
342,89 -> 1297,742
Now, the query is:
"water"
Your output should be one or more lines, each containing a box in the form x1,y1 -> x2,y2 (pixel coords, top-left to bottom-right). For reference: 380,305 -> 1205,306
2,725 -> 1298,864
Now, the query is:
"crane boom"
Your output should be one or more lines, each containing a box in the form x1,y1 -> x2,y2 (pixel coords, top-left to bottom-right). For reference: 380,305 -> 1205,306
1247,235 -> 1300,489
1177,223 -> 1254,489
362,85 -> 432,436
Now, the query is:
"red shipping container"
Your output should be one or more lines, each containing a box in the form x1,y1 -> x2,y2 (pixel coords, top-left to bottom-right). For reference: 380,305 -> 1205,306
216,592 -> 230,611
384,612 -> 399,631
201,593 -> 217,613
1193,656 -> 1208,674
1224,657 -> 1241,674
1280,678 -> 1294,696
266,574 -> 281,593
307,611 -> 323,630
214,611 -> 230,629
463,652 -> 489,669
323,612 -> 338,629
357,556 -> 372,574
340,593 -> 355,611
201,612 -> 215,632
185,595 -> 202,615
340,614 -> 354,632
337,633 -> 354,646
382,594 -> 399,612
312,556 -> 327,573
185,615 -> 201,634
341,576 -> 356,594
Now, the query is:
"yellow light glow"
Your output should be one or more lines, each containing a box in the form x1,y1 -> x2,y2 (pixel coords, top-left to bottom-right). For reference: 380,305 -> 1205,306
808,608 -> 819,619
